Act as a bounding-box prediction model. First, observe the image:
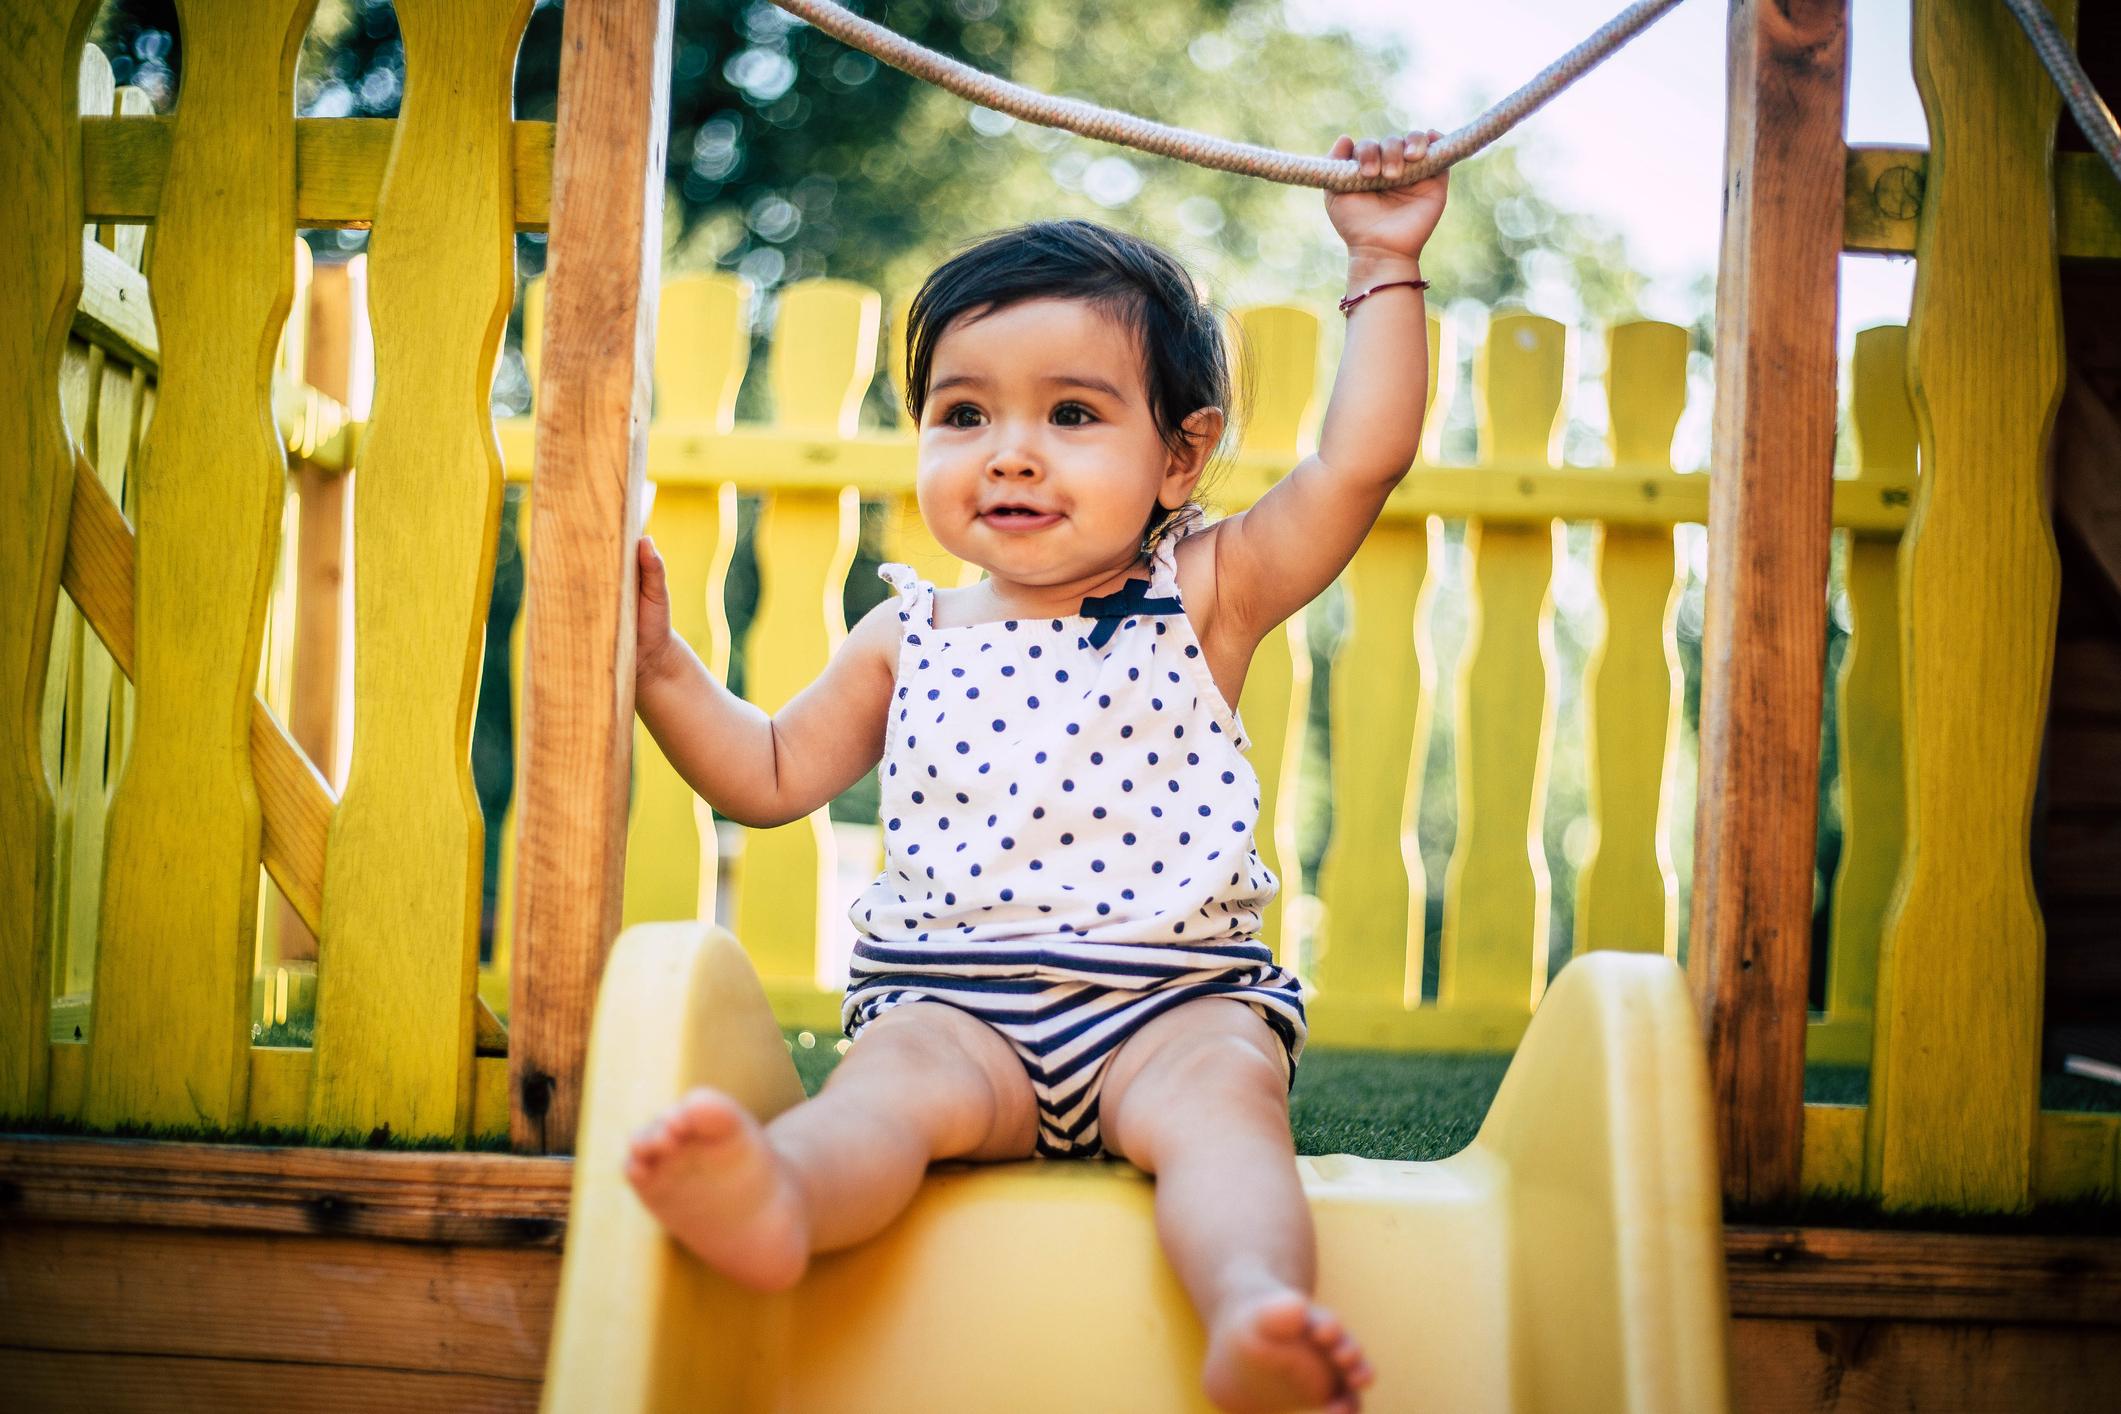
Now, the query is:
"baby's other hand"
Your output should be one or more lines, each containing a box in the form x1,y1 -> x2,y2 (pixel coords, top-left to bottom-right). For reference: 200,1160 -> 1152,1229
636,536 -> 677,686
1324,130 -> 1449,262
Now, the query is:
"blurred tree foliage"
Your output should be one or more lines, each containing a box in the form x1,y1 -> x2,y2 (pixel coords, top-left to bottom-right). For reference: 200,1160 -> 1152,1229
93,0 -> 1648,331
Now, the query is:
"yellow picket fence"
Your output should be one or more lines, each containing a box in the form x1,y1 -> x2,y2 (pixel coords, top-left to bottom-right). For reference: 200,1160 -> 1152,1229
10,2 -> 2114,1212
8,10 -> 523,1146
481,272 -> 1915,1069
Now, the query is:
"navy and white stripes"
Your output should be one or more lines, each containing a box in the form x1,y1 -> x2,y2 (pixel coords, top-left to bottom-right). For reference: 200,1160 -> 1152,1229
844,937 -> 1306,1158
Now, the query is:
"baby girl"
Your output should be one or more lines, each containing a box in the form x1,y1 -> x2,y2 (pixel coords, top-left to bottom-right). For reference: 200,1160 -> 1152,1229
625,131 -> 1447,1414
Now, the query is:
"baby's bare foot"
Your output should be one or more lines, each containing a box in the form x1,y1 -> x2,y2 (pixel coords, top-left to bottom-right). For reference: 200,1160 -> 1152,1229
623,1087 -> 809,1291
1201,1289 -> 1375,1414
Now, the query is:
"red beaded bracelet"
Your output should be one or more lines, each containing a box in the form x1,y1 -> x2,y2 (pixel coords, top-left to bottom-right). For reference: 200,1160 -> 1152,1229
1338,278 -> 1431,316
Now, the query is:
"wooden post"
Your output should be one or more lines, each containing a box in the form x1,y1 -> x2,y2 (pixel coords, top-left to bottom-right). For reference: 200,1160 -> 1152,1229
510,0 -> 675,1155
1689,0 -> 1848,1207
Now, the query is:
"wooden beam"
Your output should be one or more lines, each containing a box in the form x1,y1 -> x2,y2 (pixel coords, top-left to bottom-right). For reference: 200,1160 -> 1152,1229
1689,0 -> 1847,1207
80,115 -> 555,232
1845,145 -> 2121,258
1724,1224 -> 2121,1324
510,0 -> 676,1155
0,1135 -> 569,1245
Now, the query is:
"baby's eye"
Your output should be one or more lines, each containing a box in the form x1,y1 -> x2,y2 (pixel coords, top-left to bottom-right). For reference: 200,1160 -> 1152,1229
940,403 -> 983,428
1054,402 -> 1096,426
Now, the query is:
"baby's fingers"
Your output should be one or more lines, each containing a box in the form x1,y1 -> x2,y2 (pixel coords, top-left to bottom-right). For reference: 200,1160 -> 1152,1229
637,536 -> 669,602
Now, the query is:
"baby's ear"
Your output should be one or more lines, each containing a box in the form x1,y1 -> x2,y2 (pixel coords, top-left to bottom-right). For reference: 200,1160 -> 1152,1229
1178,406 -> 1226,460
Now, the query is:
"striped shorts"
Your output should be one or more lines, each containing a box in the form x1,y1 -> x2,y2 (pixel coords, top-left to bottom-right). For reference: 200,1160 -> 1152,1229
842,937 -> 1307,1159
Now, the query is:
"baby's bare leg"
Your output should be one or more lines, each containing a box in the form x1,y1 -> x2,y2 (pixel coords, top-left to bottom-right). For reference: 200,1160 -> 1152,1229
625,1001 -> 1036,1290
1100,999 -> 1374,1414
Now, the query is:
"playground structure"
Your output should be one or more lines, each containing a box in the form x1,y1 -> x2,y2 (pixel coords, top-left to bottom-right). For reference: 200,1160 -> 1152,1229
4,0 -> 2119,1409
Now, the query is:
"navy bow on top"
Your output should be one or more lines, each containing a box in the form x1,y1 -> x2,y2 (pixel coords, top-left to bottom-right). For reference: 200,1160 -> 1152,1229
1080,576 -> 1183,649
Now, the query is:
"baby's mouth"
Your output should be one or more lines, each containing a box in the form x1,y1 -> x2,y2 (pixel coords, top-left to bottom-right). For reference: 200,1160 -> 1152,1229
981,505 -> 1062,531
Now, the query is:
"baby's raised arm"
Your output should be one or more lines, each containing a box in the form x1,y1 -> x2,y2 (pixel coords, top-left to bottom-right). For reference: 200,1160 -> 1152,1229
633,537 -> 899,829
1209,132 -> 1448,648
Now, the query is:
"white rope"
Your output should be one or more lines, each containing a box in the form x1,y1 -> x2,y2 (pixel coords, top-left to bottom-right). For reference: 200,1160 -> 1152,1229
768,0 -> 1690,190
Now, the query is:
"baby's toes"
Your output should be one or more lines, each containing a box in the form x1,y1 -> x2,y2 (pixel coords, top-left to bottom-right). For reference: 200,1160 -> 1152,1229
667,1090 -> 742,1143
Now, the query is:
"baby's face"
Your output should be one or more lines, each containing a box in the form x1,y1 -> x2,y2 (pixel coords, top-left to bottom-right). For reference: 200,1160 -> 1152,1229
916,297 -> 1189,588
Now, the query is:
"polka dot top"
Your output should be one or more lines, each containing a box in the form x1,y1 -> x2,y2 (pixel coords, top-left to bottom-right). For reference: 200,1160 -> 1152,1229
852,506 -> 1280,952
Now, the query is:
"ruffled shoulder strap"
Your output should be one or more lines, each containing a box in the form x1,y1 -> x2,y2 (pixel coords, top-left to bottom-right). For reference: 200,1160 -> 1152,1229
1146,502 -> 1209,591
877,562 -> 934,629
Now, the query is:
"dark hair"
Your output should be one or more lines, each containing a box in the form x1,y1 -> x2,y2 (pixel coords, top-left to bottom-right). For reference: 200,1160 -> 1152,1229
903,219 -> 1240,549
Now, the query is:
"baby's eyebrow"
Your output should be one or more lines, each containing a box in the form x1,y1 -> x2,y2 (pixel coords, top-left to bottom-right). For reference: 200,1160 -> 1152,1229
930,372 -> 1130,403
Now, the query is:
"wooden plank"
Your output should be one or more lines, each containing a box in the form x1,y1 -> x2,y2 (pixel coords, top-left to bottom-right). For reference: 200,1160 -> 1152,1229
1690,0 -> 1846,1209
72,235 -> 159,370
0,1135 -> 570,1245
511,0 -> 676,1156
86,0 -> 318,1132
0,1223 -> 556,1379
0,3 -> 100,1121
1871,0 -> 2069,1214
1576,320 -> 1687,956
1845,144 -> 2121,259
82,114 -> 557,233
0,1350 -> 539,1413
1231,304 -> 1335,964
1822,326 -> 1915,1052
311,0 -> 530,1147
1724,1226 -> 2121,1324
1729,1317 -> 2121,1412
732,280 -> 874,989
622,274 -> 747,930
1443,313 -> 1564,1013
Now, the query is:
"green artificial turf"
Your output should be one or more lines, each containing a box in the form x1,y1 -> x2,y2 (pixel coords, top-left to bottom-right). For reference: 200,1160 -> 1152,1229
782,1034 -> 2121,1164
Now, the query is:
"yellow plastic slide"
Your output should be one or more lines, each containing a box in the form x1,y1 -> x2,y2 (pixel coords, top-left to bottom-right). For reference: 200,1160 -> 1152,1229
542,925 -> 1730,1413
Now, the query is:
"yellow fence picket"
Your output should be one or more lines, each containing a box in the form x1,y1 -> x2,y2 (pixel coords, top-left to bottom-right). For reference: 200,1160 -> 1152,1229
734,280 -> 874,997
1443,314 -> 1566,1013
1577,320 -> 1688,956
1871,0 -> 2067,1210
0,2 -> 101,1119
1820,325 -> 1913,1066
311,0 -> 531,1143
1229,305 -> 1328,966
623,273 -> 749,929
87,0 -> 317,1131
1311,314 -> 1442,1021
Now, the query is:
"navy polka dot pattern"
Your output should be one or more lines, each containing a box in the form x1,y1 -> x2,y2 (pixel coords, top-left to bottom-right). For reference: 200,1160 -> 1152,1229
850,507 -> 1281,954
